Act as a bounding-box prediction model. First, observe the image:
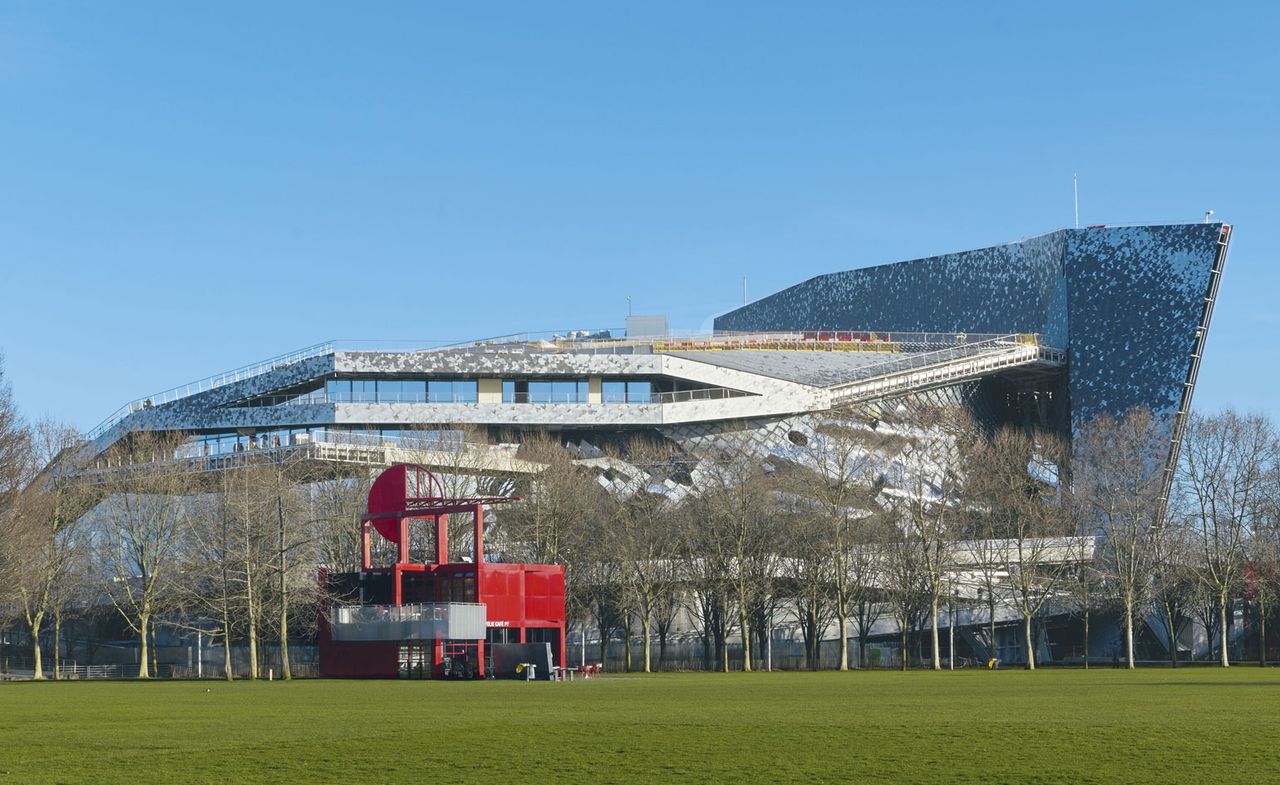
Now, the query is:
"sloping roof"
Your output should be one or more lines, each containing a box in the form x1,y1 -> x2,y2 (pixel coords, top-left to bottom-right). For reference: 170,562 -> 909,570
669,350 -> 894,387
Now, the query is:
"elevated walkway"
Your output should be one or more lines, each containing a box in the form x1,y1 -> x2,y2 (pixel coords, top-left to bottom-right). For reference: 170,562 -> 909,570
827,334 -> 1065,405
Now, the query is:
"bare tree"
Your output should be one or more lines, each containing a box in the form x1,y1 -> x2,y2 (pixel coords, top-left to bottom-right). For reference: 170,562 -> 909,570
846,518 -> 889,668
883,525 -> 927,670
607,438 -> 683,673
502,434 -> 592,565
311,466 -> 374,572
694,444 -> 779,672
14,421 -> 89,679
1175,410 -> 1277,667
679,504 -> 733,672
1150,517 -> 1196,667
96,431 -> 196,678
775,504 -> 834,669
966,427 -> 1073,669
180,473 -> 245,680
1075,408 -> 1166,669
1062,544 -> 1103,669
0,357 -> 33,609
781,412 -> 893,670
891,405 -> 971,670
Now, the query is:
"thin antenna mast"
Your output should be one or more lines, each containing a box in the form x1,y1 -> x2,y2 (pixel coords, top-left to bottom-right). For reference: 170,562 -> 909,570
742,276 -> 747,305
1073,174 -> 1079,229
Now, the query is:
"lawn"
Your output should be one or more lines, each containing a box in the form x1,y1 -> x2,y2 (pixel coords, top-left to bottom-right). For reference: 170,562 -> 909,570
2,668 -> 1278,784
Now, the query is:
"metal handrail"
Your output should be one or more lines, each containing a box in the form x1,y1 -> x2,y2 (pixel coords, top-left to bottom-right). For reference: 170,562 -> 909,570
827,334 -> 1056,392
87,341 -> 336,441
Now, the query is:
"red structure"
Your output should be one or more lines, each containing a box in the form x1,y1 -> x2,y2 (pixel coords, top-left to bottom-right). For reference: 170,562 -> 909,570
319,464 -> 567,679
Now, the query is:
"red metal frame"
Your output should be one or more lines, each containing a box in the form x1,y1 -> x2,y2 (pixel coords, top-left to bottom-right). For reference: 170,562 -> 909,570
319,464 -> 567,679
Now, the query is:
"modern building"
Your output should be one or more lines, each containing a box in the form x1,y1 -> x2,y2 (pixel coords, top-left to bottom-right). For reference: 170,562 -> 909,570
78,221 -> 1234,667
86,222 -> 1228,480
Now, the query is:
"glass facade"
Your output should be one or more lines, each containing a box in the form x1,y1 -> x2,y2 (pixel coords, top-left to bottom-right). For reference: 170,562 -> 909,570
182,427 -> 467,458
527,380 -> 589,404
601,380 -> 652,403
322,378 -> 470,403
428,380 -> 478,403
242,376 -> 660,406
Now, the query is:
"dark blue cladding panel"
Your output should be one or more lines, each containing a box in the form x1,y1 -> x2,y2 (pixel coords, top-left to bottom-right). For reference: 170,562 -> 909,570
1065,224 -> 1220,425
715,231 -> 1068,346
714,224 -> 1226,432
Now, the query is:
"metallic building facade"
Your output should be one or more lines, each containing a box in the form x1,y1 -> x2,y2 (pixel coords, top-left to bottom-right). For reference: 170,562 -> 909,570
714,223 -> 1231,435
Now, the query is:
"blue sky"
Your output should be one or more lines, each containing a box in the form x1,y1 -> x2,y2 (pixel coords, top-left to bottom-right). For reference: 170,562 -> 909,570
2,1 -> 1277,431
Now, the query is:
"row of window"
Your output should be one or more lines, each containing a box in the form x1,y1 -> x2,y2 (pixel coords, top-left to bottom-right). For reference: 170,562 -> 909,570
260,378 -> 657,406
180,428 -> 466,457
326,379 -> 480,403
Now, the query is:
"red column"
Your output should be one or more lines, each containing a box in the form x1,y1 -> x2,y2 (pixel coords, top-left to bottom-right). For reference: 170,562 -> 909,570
360,519 -> 372,571
434,514 -> 449,564
397,516 -> 410,565
473,504 -> 484,564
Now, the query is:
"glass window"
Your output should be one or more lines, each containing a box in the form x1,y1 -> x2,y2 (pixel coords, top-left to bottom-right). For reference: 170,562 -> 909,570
453,380 -> 477,402
428,380 -> 452,403
352,379 -> 377,402
627,381 -> 652,403
378,380 -> 402,402
602,381 -> 626,403
404,380 -> 426,402
326,378 -> 351,402
503,380 -> 516,403
527,381 -> 552,403
555,381 -> 584,403
527,380 -> 588,403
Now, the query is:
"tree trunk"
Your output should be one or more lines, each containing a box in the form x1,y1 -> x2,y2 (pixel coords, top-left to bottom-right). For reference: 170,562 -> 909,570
1024,614 -> 1036,670
151,622 -> 159,678
1219,593 -> 1230,668
53,608 -> 62,680
30,611 -> 45,681
623,611 -> 632,673
1082,603 -> 1090,670
278,493 -> 292,681
900,616 -> 909,671
988,599 -> 997,665
223,634 -> 234,681
641,614 -> 652,674
1124,602 -> 1135,670
739,608 -> 752,672
1259,595 -> 1268,668
247,564 -> 259,680
930,597 -> 941,670
837,612 -> 849,672
1164,602 -> 1178,668
138,613 -> 151,679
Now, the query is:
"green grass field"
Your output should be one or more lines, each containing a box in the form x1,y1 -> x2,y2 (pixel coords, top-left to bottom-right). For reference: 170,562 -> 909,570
2,669 -> 1278,784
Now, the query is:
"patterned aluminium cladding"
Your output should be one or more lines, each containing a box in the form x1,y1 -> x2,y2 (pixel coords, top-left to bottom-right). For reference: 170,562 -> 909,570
714,224 -> 1229,431
667,350 -> 893,387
